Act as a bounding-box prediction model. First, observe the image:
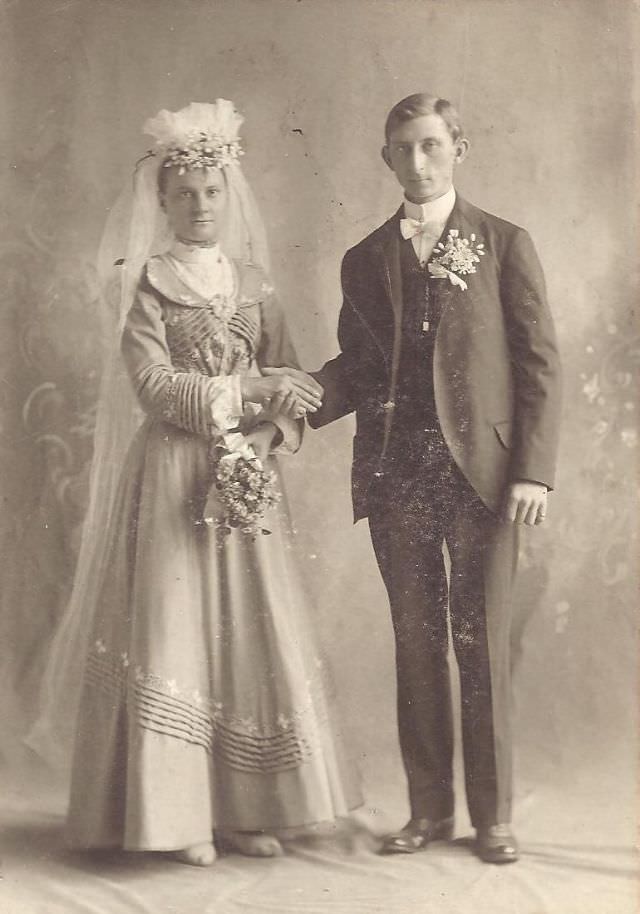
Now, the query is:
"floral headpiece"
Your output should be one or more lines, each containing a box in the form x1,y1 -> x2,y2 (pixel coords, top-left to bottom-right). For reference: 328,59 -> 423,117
143,100 -> 244,174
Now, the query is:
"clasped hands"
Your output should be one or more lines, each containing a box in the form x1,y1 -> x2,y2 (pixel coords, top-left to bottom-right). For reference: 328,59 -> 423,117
241,367 -> 323,421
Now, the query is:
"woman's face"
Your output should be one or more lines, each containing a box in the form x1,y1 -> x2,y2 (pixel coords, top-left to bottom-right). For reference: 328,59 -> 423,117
160,166 -> 227,244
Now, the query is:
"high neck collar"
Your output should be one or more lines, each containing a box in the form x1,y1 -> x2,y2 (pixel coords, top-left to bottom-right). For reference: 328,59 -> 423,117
403,186 -> 456,223
168,239 -> 223,264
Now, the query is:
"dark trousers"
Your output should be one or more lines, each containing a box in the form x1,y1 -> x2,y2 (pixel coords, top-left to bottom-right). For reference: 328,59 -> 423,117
368,431 -> 519,828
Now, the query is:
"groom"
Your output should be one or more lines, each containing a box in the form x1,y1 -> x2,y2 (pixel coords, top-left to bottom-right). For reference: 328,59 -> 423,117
295,93 -> 562,863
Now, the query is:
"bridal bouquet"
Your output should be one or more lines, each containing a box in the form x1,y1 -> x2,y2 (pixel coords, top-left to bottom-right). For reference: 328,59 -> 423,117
205,432 -> 280,539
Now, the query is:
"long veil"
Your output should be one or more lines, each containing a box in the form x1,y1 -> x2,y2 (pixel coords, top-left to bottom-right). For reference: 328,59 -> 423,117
26,114 -> 270,770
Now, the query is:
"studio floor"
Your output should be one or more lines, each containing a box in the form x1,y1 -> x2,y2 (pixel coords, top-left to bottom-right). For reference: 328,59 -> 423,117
1,744 -> 636,914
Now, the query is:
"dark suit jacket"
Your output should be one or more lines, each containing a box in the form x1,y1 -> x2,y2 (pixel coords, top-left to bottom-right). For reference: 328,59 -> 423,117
309,195 -> 562,522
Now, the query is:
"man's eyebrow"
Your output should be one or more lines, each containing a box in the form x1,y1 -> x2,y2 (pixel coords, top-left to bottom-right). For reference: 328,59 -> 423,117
390,136 -> 441,145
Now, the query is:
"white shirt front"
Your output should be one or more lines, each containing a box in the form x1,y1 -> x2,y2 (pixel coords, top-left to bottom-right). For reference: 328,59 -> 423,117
167,240 -> 234,300
403,186 -> 456,266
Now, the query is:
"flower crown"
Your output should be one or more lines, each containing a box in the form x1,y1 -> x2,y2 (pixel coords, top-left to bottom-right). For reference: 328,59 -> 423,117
143,100 -> 244,174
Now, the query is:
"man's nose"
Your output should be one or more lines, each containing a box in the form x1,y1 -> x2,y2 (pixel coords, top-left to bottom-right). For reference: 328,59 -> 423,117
409,147 -> 426,174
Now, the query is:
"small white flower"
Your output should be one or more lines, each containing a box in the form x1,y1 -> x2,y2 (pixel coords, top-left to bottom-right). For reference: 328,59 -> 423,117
621,428 -> 637,448
582,374 -> 600,403
95,639 -> 107,654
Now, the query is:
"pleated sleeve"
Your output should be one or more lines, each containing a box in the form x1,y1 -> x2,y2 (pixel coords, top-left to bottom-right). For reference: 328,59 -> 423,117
121,284 -> 243,438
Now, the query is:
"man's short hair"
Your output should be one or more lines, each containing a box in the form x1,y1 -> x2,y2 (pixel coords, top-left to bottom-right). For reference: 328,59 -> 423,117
384,93 -> 464,144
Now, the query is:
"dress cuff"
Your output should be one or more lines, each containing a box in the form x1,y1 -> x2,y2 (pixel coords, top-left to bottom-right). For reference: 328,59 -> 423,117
209,375 -> 244,433
270,415 -> 303,455
227,375 -> 244,423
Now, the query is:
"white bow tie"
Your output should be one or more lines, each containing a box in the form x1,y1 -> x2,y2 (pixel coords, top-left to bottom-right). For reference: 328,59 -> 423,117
399,217 -> 443,242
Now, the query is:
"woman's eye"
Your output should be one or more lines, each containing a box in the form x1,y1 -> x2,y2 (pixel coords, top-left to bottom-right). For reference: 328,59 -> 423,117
180,191 -> 192,198
207,189 -> 218,197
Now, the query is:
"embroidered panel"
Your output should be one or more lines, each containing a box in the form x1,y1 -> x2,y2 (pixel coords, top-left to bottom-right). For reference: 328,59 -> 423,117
85,642 -> 328,773
163,301 -> 255,377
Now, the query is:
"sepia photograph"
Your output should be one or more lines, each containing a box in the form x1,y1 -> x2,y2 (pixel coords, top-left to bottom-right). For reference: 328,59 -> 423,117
0,0 -> 637,912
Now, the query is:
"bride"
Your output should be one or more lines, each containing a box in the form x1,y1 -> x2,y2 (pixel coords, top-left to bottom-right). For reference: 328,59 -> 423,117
31,100 -> 360,866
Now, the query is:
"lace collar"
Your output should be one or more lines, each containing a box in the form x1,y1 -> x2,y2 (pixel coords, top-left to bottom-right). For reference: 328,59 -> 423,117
145,253 -> 274,316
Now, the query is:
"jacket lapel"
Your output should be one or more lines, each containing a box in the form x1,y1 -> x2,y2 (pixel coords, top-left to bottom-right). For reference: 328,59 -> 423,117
373,206 -> 404,329
370,209 -> 404,452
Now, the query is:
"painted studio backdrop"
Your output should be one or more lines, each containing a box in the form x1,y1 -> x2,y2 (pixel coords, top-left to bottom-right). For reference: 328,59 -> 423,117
0,0 -> 637,912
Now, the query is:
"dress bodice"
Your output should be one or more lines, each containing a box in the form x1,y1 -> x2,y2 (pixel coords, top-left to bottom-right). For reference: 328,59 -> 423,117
163,299 -> 253,377
145,251 -> 271,380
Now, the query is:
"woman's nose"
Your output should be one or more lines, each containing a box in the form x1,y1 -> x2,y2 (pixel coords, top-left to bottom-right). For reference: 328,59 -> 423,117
193,193 -> 210,212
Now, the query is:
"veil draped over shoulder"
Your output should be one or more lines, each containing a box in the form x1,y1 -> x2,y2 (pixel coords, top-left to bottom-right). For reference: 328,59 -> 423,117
27,101 -> 271,768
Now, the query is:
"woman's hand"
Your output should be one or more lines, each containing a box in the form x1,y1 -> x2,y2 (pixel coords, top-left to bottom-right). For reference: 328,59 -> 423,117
244,422 -> 279,464
242,369 -> 323,419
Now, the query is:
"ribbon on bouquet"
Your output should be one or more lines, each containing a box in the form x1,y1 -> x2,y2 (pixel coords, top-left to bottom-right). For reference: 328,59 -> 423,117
427,261 -> 469,291
217,432 -> 264,469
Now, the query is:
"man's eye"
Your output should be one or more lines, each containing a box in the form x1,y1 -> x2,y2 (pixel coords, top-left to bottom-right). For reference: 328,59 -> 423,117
207,189 -> 219,197
180,191 -> 192,198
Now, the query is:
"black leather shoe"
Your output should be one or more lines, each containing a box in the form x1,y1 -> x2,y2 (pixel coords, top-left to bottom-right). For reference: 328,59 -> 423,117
379,816 -> 454,855
476,824 -> 519,863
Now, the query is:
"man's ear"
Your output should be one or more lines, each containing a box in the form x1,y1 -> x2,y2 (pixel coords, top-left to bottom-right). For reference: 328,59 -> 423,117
454,138 -> 470,164
381,145 -> 393,171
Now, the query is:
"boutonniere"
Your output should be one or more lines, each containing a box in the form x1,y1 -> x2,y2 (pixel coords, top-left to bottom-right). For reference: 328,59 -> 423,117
428,230 -> 485,291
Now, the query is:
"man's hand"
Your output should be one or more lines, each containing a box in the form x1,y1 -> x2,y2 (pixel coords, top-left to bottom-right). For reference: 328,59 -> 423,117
503,481 -> 548,526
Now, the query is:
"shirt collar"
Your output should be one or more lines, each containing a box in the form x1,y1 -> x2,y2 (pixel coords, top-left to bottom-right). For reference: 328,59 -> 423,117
403,186 -> 456,224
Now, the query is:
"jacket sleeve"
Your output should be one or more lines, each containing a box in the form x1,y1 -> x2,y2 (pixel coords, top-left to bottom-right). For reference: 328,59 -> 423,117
121,285 -> 243,437
500,228 -> 562,488
254,290 -> 303,454
307,249 -> 362,429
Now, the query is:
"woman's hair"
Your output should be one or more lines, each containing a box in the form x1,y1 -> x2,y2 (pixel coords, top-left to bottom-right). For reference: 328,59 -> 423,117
384,93 -> 464,143
157,159 -> 171,195
156,160 -> 229,196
